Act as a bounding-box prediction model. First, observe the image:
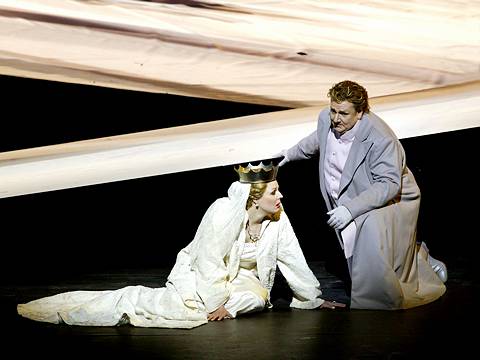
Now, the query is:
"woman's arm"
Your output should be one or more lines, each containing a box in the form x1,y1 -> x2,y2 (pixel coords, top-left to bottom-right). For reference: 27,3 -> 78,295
190,202 -> 232,313
284,130 -> 319,163
276,213 -> 346,310
276,212 -> 325,309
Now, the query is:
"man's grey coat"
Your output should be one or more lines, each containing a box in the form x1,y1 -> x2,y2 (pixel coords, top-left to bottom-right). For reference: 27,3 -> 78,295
285,108 -> 445,309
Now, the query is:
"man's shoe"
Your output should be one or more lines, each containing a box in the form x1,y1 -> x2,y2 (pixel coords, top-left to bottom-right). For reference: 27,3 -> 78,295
428,255 -> 448,283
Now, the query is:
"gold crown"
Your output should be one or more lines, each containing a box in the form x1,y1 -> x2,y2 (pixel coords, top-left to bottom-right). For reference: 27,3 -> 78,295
234,157 -> 281,184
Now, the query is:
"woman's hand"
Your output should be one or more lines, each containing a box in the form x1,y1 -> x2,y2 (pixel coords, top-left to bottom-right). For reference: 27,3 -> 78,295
207,305 -> 232,321
319,300 -> 346,310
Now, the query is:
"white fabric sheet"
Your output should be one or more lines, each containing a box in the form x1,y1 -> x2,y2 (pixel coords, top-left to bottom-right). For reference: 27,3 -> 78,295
1,0 -> 479,106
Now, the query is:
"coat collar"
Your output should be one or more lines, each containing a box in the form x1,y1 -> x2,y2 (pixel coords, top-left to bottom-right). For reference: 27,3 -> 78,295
338,113 -> 374,196
318,109 -> 374,198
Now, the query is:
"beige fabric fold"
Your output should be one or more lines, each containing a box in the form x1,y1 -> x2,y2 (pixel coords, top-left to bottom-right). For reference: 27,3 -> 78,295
1,0 -> 479,107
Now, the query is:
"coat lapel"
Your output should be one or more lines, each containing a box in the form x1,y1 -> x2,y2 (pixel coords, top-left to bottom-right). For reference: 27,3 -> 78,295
318,113 -> 330,200
338,115 -> 373,196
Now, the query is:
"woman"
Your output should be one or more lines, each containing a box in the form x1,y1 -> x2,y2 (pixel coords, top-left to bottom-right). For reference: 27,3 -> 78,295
17,159 -> 342,329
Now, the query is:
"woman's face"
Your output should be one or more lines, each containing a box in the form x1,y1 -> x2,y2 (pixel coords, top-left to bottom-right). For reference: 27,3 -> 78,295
257,181 -> 283,214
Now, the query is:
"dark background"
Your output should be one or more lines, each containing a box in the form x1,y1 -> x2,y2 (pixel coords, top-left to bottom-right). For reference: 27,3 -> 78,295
0,75 -> 477,285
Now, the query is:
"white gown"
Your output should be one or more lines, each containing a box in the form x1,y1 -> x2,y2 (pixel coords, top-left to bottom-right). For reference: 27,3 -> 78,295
17,182 -> 324,328
17,282 -> 206,328
224,241 -> 268,317
17,240 -> 267,328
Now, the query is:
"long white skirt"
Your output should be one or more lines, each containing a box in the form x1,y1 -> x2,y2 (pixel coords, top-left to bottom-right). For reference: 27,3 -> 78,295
17,282 -> 207,329
18,271 -> 267,328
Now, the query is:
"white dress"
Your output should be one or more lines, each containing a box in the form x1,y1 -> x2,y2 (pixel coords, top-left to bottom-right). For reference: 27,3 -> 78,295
17,281 -> 207,328
224,241 -> 268,317
17,182 -> 325,328
17,242 -> 267,327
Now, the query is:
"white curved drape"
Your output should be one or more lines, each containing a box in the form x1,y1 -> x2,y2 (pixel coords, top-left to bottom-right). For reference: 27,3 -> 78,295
0,81 -> 479,199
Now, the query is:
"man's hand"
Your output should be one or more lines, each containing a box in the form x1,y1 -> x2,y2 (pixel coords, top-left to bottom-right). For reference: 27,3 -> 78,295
207,305 -> 232,321
327,206 -> 352,230
273,150 -> 288,167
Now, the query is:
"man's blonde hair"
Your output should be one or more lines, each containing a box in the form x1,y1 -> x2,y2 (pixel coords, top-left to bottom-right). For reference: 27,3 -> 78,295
328,80 -> 370,113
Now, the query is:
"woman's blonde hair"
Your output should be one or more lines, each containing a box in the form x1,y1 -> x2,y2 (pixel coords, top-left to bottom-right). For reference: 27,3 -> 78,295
246,183 -> 282,221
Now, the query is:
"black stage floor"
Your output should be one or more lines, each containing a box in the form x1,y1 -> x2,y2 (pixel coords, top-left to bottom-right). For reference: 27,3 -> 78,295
3,258 -> 478,360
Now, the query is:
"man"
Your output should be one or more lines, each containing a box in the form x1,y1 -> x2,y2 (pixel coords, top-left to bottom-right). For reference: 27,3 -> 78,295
279,80 -> 447,310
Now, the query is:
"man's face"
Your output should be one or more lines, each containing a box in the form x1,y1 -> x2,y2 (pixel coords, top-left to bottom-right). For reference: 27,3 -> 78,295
329,101 -> 363,135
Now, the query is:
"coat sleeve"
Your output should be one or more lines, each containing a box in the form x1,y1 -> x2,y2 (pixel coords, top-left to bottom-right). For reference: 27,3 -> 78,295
276,212 -> 325,309
343,135 -> 403,219
284,109 -> 327,163
285,130 -> 319,163
190,201 -> 232,313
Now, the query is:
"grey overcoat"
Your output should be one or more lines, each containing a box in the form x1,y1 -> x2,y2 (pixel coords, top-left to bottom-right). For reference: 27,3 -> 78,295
285,108 -> 446,309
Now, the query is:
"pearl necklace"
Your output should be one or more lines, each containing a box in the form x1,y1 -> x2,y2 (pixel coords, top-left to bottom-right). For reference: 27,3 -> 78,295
247,223 -> 262,243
